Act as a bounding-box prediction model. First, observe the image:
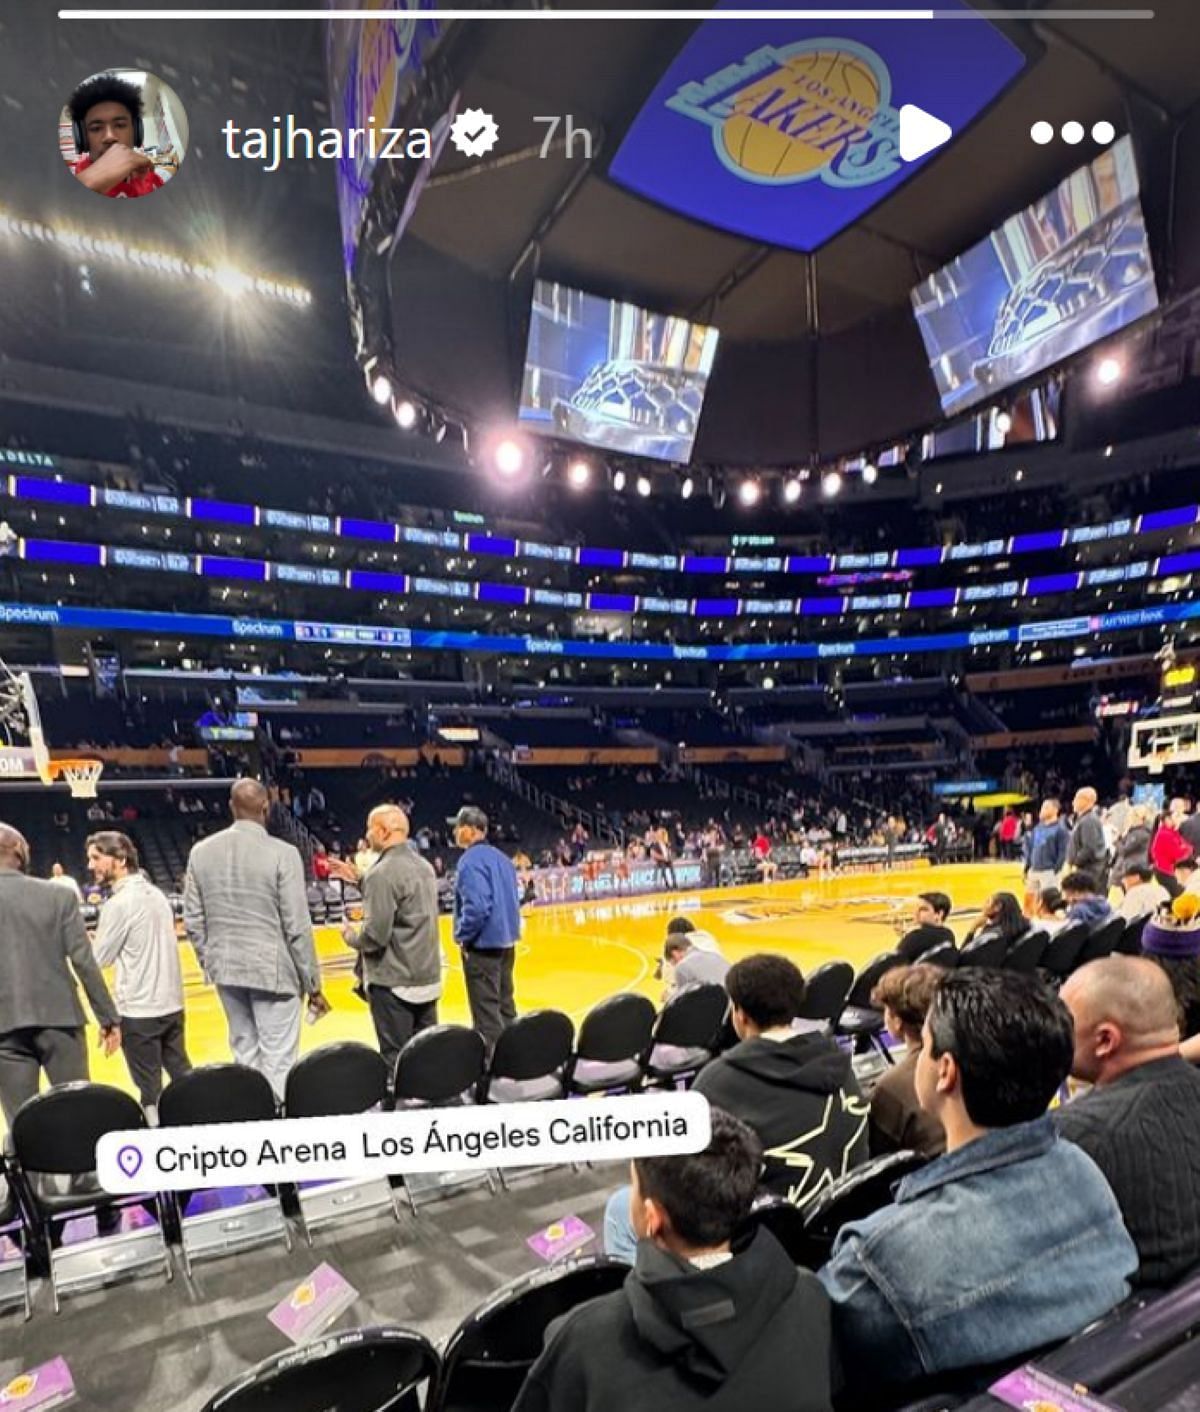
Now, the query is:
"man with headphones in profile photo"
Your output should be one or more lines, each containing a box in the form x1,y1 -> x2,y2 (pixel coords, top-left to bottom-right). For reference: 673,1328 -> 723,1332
67,72 -> 165,198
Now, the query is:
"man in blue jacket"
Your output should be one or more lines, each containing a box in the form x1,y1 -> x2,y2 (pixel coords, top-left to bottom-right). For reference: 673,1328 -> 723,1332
450,806 -> 522,1054
1022,797 -> 1069,911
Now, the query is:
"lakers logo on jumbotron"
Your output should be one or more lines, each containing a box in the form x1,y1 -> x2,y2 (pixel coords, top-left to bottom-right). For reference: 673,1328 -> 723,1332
667,38 -> 901,188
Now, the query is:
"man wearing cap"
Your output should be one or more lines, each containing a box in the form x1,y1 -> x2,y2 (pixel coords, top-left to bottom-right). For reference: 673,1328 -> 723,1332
450,806 -> 522,1054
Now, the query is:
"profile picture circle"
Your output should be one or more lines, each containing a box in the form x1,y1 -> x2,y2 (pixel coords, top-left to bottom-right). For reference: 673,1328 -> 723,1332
60,68 -> 188,199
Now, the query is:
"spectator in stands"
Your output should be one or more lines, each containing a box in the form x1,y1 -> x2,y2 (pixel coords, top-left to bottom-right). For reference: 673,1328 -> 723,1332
1117,863 -> 1170,923
1068,787 -> 1109,881
896,892 -> 955,962
450,805 -> 521,1057
1061,871 -> 1113,928
87,830 -> 191,1121
0,823 -> 121,1124
1033,886 -> 1068,934
963,891 -> 1029,952
48,860 -> 84,904
1150,802 -> 1191,896
661,930 -> 729,1001
996,809 -> 1021,861
1175,856 -> 1200,899
183,779 -> 328,1100
1141,895 -> 1200,1040
1057,956 -> 1200,1288
311,844 -> 332,882
752,829 -> 778,882
1022,799 -> 1068,912
517,1111 -> 834,1412
1179,798 -> 1200,858
607,954 -> 868,1263
818,969 -> 1137,1391
868,964 -> 946,1159
1109,803 -> 1154,890
701,822 -> 725,889
341,805 -> 440,1079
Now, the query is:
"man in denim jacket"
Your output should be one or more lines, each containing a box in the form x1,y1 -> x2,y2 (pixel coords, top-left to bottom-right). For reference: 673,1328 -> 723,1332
819,970 -> 1136,1392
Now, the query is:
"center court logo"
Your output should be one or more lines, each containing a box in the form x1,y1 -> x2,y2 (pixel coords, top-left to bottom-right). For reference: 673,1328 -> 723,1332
666,38 -> 900,188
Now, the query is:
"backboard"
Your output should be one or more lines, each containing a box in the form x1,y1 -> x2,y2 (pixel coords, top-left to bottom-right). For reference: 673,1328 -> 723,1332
1128,713 -> 1200,776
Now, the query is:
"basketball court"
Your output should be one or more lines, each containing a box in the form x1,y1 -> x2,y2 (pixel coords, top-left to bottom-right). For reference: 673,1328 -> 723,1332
70,860 -> 1019,1104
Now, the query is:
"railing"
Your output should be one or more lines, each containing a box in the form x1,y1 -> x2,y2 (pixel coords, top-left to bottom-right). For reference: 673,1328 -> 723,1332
484,753 -> 623,845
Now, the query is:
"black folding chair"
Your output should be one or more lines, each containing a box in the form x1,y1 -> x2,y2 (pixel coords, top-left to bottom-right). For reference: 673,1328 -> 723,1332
8,1083 -> 170,1312
392,1026 -> 492,1213
798,961 -> 855,1026
201,1326 -> 439,1412
1076,915 -> 1124,968
956,933 -> 1010,968
741,1194 -> 827,1271
917,941 -> 959,969
1004,928 -> 1049,974
431,1258 -> 630,1412
159,1064 -> 290,1275
0,1151 -> 31,1320
835,951 -> 905,1053
1039,920 -> 1091,983
284,1043 -> 399,1243
479,1011 -> 574,1105
566,994 -> 656,1096
641,983 -> 729,1089
802,1150 -> 928,1267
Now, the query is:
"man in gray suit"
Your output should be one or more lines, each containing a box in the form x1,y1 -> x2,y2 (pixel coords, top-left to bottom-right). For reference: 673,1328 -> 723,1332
183,778 -> 328,1100
0,823 -> 121,1125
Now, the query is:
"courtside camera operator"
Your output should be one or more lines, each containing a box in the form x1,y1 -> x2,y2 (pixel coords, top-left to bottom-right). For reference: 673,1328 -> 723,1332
67,73 -> 164,199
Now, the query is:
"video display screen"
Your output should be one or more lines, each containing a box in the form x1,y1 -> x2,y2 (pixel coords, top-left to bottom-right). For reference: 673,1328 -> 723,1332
519,279 -> 720,464
911,136 -> 1158,416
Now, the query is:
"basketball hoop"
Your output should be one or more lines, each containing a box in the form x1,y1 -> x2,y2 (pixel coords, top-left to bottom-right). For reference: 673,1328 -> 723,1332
48,758 -> 105,799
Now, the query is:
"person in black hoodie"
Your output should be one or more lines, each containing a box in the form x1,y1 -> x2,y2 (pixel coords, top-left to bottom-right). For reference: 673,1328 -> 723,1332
605,954 -> 868,1261
513,1110 -> 834,1412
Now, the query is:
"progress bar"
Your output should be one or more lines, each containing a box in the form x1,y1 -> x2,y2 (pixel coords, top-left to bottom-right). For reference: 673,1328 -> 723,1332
58,9 -> 1157,20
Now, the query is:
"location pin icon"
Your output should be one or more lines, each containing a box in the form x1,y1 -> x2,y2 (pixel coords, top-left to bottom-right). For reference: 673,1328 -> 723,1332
117,1144 -> 143,1179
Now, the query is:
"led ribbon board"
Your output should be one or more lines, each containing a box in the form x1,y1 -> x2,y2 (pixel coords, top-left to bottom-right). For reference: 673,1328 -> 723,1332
608,0 -> 1025,252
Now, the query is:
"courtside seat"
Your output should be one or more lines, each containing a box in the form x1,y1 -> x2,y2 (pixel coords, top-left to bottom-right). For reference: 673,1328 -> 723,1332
1039,920 -> 1091,983
1076,915 -> 1124,967
432,1258 -> 630,1412
802,1150 -> 928,1267
956,933 -> 1010,968
1004,928 -> 1049,973
567,993 -> 656,1096
641,983 -> 729,1089
836,951 -> 905,1046
480,1010 -> 574,1105
202,1326 -> 439,1412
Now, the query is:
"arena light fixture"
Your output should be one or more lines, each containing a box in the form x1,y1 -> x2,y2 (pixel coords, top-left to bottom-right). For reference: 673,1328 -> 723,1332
635,475 -> 652,498
994,409 -> 1012,435
862,461 -> 878,485
680,476 -> 695,500
371,375 -> 392,407
782,478 -> 802,505
612,469 -> 627,492
567,459 -> 592,489
738,478 -> 761,507
394,398 -> 418,430
1095,355 -> 1123,388
493,437 -> 527,479
821,470 -> 843,499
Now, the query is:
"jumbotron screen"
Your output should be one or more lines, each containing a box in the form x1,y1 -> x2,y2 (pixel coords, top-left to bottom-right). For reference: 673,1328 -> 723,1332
911,135 -> 1159,417
518,279 -> 720,465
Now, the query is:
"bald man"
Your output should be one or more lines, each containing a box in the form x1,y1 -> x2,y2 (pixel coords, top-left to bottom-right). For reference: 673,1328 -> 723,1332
1057,956 -> 1200,1287
1067,786 -> 1108,882
0,823 -> 121,1123
341,804 -> 441,1079
183,778 -> 327,1099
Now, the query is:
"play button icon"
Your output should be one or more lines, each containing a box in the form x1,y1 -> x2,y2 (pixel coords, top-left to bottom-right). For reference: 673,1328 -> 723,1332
898,103 -> 953,162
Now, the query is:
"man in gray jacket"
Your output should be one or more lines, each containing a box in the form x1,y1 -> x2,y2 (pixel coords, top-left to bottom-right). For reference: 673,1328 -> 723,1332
1068,786 -> 1109,881
183,779 -> 327,1100
342,804 -> 441,1078
0,823 -> 121,1124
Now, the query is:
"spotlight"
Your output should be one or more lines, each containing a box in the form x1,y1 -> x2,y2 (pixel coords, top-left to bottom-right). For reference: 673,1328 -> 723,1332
493,438 -> 526,478
862,461 -> 878,485
821,470 -> 843,498
636,475 -> 652,498
567,459 -> 591,489
1096,356 -> 1123,387
680,476 -> 695,500
613,469 -> 627,492
994,409 -> 1012,435
738,478 -> 761,507
762,675 -> 775,690
782,478 -> 802,505
371,374 -> 392,406
394,398 -> 417,429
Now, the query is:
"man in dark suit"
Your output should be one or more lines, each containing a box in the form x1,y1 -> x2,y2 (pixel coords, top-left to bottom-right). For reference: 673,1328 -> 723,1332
0,823 -> 121,1124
